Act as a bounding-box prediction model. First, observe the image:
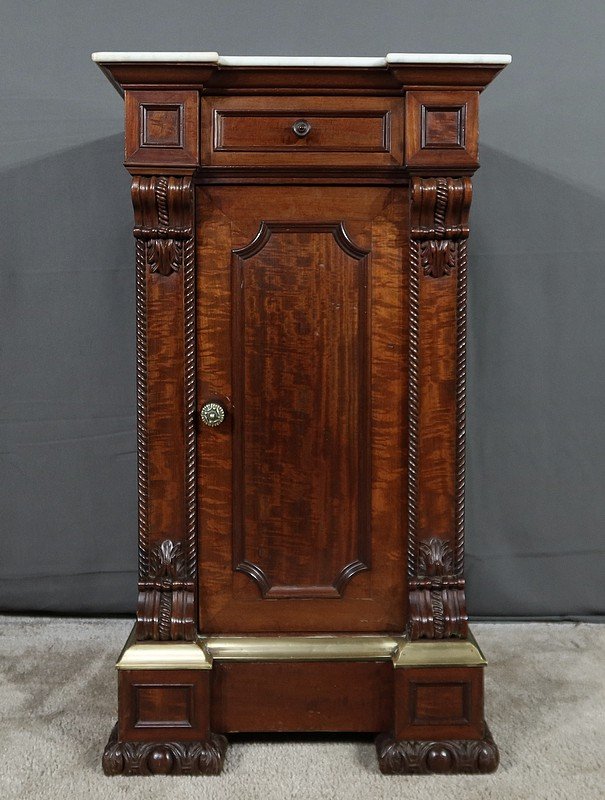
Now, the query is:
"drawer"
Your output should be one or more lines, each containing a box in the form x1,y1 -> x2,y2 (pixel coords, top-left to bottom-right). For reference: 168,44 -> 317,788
202,96 -> 403,166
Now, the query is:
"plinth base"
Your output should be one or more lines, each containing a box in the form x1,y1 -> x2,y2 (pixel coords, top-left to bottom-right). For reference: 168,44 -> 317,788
102,628 -> 498,776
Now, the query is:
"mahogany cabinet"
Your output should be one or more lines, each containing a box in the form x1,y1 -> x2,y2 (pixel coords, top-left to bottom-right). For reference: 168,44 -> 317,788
93,51 -> 510,776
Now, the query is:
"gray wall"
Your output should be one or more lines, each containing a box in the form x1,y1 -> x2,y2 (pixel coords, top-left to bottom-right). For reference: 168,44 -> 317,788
1,1 -> 603,618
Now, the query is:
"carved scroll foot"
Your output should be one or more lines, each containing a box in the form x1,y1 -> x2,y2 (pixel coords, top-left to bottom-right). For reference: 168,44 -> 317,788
102,723 -> 228,776
375,724 -> 499,775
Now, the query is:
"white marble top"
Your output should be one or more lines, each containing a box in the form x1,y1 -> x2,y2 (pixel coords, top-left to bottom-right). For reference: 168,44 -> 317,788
91,52 -> 512,67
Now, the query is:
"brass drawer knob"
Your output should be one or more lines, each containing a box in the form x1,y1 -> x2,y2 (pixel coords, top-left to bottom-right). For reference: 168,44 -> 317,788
292,119 -> 311,138
200,402 -> 226,428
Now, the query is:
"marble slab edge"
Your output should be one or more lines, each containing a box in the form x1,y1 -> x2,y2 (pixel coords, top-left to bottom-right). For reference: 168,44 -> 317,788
91,52 -> 512,67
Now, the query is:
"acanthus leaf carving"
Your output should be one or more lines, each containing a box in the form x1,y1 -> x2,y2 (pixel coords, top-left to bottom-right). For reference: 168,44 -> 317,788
417,537 -> 455,577
145,237 -> 185,277
149,539 -> 188,584
420,239 -> 457,278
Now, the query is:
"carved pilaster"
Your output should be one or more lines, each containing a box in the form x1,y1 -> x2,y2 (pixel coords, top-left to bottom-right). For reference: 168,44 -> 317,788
132,176 -> 197,641
407,177 -> 472,640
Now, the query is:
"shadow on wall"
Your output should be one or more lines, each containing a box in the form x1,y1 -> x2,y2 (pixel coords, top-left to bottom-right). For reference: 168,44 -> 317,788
0,139 -> 603,618
466,145 -> 605,618
0,135 -> 138,613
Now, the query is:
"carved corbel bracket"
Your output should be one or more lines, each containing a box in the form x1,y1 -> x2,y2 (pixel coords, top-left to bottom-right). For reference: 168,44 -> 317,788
407,177 -> 472,640
410,177 -> 472,278
132,176 -> 193,275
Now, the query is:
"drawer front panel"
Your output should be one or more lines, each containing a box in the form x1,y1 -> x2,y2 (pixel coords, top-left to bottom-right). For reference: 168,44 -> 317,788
202,96 -> 403,166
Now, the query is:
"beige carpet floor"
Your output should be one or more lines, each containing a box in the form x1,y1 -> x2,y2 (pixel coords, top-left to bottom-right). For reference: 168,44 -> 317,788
0,617 -> 603,799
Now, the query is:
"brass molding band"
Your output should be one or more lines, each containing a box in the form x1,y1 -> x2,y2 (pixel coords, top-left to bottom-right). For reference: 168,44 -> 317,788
203,634 -> 401,662
116,628 -> 213,670
392,630 -> 487,667
116,627 -> 487,670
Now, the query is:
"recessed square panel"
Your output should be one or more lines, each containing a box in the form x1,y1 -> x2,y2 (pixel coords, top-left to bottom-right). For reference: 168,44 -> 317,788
405,91 -> 478,168
119,670 -> 210,742
421,106 -> 466,149
134,683 -> 193,728
412,682 -> 469,724
125,90 -> 199,166
141,105 -> 183,147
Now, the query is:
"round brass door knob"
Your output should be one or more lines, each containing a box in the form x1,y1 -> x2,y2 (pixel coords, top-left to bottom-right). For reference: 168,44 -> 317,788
200,402 -> 226,427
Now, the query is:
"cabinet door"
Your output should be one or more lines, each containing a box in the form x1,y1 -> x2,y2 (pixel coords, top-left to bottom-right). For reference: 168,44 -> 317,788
197,186 -> 407,632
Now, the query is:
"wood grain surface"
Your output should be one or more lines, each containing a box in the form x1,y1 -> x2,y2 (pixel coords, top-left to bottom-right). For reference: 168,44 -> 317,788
197,186 -> 407,632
